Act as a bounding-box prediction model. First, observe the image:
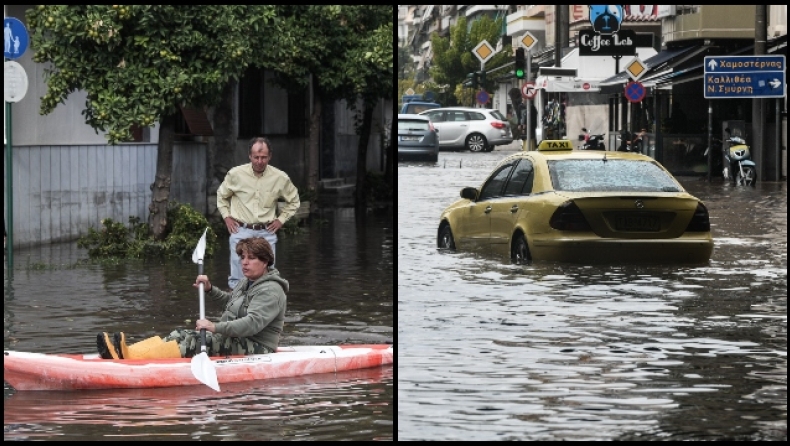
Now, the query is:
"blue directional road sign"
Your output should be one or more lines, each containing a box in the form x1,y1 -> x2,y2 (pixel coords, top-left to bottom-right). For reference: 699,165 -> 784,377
704,55 -> 786,99
4,17 -> 29,60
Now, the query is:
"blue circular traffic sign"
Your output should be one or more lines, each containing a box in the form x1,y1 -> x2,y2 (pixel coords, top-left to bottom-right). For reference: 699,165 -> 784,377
476,90 -> 489,105
624,81 -> 646,103
4,17 -> 29,60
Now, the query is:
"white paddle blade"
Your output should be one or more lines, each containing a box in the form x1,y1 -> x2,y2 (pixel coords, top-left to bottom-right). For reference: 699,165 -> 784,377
192,228 -> 208,264
191,352 -> 220,392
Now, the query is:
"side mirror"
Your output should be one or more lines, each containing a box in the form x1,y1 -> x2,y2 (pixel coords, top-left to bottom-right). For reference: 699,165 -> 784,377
460,187 -> 478,200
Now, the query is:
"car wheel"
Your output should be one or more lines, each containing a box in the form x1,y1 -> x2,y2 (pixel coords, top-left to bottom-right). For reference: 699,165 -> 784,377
438,223 -> 456,250
511,232 -> 531,265
466,134 -> 488,152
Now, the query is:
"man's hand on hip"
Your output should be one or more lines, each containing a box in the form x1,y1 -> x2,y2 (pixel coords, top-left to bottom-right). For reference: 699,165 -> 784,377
266,220 -> 283,233
224,217 -> 239,234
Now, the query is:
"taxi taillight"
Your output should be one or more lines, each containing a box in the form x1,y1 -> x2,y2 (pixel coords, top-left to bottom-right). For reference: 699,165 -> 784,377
685,203 -> 710,232
549,201 -> 592,231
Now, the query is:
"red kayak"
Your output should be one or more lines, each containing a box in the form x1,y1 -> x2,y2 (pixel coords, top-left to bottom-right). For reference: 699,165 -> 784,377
3,344 -> 393,391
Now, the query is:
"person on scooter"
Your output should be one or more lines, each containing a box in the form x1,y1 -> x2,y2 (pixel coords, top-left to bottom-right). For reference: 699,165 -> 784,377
618,130 -> 631,152
631,128 -> 647,153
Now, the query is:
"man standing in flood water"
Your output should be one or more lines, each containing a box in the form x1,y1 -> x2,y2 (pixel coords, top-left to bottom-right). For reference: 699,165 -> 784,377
217,136 -> 300,290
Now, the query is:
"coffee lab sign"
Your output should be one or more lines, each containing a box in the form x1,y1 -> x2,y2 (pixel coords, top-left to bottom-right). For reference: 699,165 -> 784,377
578,5 -> 636,56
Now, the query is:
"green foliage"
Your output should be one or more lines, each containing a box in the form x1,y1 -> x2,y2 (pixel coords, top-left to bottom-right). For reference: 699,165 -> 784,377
428,15 -> 510,104
26,5 -> 277,145
26,5 -> 392,145
279,217 -> 305,236
77,202 -> 218,259
270,6 -> 392,106
299,188 -> 318,203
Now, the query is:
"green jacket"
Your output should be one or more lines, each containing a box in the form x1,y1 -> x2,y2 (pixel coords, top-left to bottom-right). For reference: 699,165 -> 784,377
207,268 -> 289,351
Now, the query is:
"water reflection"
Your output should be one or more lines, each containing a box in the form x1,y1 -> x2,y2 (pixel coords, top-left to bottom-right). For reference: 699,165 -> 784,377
5,366 -> 392,441
399,154 -> 786,441
5,207 -> 393,440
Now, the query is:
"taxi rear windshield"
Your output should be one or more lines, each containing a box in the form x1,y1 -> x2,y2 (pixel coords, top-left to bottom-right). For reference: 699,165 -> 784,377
548,159 -> 682,192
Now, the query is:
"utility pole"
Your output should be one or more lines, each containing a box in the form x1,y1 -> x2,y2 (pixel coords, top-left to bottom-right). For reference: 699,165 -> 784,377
752,5 -> 767,180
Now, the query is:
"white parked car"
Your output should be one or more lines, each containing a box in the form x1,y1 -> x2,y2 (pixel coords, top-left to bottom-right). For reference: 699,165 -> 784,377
419,107 -> 513,152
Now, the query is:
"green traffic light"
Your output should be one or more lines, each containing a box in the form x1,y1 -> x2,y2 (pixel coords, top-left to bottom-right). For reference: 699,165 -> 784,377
515,69 -> 525,79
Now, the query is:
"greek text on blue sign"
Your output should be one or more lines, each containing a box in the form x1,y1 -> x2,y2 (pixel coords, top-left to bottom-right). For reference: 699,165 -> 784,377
704,55 -> 785,99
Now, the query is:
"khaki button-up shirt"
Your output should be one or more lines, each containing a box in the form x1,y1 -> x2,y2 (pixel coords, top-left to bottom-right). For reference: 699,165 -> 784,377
217,164 -> 300,225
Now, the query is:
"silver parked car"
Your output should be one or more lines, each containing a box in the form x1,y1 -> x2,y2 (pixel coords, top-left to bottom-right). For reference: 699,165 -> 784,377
419,107 -> 513,152
398,113 -> 440,162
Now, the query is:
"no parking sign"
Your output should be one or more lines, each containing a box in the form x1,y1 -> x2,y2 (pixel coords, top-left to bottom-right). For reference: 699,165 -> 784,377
624,81 -> 646,103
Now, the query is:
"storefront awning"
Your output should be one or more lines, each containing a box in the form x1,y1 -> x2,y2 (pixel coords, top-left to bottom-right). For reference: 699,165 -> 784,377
600,34 -> 788,93
598,44 -> 708,94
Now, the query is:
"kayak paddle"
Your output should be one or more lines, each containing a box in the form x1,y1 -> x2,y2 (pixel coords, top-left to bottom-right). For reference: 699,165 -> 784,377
190,228 -> 220,392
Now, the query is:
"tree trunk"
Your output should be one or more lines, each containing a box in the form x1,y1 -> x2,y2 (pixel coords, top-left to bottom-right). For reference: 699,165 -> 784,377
213,79 -> 237,184
308,91 -> 321,201
209,79 -> 238,221
149,113 -> 176,240
355,101 -> 375,209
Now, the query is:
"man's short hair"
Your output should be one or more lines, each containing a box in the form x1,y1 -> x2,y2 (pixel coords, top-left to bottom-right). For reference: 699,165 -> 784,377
248,136 -> 273,155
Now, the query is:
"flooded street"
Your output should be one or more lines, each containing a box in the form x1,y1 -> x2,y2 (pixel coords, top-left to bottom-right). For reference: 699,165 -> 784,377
398,147 -> 786,441
4,207 -> 393,440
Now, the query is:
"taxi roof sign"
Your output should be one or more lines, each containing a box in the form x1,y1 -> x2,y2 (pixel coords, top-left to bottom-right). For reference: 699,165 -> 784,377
537,140 -> 573,151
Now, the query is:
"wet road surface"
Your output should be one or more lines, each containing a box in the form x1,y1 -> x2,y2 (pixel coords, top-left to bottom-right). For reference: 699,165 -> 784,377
398,146 -> 786,441
4,207 -> 393,440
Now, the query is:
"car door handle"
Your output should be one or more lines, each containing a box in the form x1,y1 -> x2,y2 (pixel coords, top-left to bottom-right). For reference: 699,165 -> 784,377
484,206 -> 492,214
510,205 -> 518,213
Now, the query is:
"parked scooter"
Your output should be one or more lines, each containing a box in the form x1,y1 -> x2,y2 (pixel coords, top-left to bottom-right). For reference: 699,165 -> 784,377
722,135 -> 757,186
581,133 -> 606,150
616,130 -> 642,153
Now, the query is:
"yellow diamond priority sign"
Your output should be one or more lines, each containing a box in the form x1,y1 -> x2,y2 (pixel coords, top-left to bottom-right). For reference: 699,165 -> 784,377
520,31 -> 538,51
626,57 -> 647,82
472,40 -> 496,64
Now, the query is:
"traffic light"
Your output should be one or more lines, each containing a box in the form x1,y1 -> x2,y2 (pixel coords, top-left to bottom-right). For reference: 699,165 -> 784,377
515,47 -> 526,79
477,70 -> 486,88
464,71 -> 478,89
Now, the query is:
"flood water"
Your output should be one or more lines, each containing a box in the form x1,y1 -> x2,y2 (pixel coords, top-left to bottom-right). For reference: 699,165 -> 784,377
4,207 -> 393,441
398,148 -> 786,441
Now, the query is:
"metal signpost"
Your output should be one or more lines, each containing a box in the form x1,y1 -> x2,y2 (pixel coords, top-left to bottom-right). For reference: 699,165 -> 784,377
472,40 -> 496,108
520,32 -> 538,151
4,17 -> 30,269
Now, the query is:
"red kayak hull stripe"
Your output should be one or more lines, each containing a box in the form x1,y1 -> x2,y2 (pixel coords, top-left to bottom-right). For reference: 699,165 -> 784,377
3,344 -> 394,391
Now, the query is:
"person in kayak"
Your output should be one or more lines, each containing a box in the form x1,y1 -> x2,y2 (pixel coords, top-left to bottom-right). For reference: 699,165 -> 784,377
97,237 -> 289,360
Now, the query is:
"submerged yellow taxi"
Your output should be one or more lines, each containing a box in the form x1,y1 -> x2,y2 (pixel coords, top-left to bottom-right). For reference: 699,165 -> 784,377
437,140 -> 713,264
